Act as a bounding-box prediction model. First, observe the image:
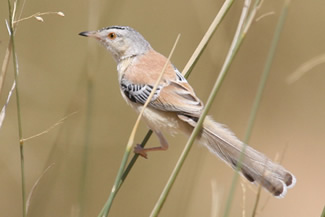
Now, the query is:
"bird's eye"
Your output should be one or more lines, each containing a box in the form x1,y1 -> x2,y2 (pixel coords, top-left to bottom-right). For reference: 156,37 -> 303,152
107,32 -> 116,39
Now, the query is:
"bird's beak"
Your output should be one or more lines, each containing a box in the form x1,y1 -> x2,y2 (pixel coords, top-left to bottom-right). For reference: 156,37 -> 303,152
79,31 -> 100,40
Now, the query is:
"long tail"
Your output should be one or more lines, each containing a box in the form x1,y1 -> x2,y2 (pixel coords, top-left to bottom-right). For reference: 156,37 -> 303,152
199,116 -> 296,198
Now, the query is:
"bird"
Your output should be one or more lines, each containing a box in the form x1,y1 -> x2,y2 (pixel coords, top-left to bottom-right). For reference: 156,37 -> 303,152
79,25 -> 296,198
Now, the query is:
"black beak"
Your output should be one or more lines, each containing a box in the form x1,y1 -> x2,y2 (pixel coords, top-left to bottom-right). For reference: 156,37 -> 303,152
78,31 -> 100,40
79,31 -> 90,37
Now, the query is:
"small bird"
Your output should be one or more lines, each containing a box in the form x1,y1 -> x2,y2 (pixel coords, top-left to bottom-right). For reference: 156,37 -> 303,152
79,26 -> 296,198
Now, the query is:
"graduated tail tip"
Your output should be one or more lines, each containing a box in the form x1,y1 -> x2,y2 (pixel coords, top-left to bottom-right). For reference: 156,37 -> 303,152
199,116 -> 296,198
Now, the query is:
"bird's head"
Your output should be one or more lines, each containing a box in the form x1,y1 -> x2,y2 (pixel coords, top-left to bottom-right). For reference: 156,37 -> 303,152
79,26 -> 151,62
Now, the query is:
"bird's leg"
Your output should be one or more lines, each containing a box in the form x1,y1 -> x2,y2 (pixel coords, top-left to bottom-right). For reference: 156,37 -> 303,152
134,131 -> 169,159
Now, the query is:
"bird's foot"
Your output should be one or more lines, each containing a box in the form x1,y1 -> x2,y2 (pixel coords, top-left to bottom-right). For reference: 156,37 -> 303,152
134,144 -> 148,159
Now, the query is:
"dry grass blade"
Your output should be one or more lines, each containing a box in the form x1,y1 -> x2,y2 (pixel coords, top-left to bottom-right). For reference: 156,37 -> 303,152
241,182 -> 247,217
22,111 -> 77,143
182,0 -> 234,77
0,42 -> 12,98
210,180 -> 221,217
286,53 -> 325,84
255,11 -> 275,22
26,163 -> 55,214
13,11 -> 65,24
0,81 -> 16,128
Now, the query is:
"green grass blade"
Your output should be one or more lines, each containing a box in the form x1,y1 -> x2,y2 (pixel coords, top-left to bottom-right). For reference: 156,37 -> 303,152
8,0 -> 26,216
182,0 -> 235,78
250,1 -> 290,216
222,1 -> 290,217
79,77 -> 94,217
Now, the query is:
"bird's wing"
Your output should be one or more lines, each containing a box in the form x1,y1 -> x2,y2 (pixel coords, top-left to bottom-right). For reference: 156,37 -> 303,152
120,70 -> 204,118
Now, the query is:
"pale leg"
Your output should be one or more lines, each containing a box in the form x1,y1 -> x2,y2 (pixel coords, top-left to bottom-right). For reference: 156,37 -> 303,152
134,131 -> 169,158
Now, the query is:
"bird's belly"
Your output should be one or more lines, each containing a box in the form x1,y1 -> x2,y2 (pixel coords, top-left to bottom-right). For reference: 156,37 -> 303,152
136,105 -> 181,134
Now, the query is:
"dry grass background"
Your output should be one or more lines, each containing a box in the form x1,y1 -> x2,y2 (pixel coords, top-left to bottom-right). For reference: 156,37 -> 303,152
0,0 -> 324,217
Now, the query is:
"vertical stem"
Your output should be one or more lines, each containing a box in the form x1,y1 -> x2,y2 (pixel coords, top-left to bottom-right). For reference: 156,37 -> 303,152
249,1 -> 290,216
219,2 -> 252,216
8,0 -> 26,216
79,76 -> 93,217
223,1 -> 290,217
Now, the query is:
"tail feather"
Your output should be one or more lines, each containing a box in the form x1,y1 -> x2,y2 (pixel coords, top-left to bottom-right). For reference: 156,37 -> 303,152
198,116 -> 296,198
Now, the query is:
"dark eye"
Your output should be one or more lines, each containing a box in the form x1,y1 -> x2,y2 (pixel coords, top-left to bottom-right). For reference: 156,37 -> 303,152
107,32 -> 116,39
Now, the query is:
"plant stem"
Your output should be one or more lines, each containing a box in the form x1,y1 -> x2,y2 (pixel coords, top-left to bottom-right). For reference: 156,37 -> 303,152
223,1 -> 290,217
250,1 -> 290,216
8,0 -> 26,216
181,0 -> 234,77
149,0 -> 236,216
79,76 -> 94,217
212,2 -> 253,217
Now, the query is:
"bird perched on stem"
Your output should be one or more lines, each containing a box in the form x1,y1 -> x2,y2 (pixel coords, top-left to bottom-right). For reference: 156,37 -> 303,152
79,25 -> 296,198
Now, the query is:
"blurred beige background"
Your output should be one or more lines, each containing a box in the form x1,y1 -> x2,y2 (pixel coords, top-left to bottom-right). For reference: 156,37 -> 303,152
0,0 -> 324,217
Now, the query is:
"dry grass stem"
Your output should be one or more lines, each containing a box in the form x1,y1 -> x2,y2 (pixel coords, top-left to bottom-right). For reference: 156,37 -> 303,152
287,53 -> 325,84
26,163 -> 55,214
181,0 -> 234,76
210,180 -> 221,217
255,11 -> 275,22
240,182 -> 247,217
13,11 -> 65,25
0,43 -> 12,97
22,111 -> 78,143
0,81 -> 16,128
